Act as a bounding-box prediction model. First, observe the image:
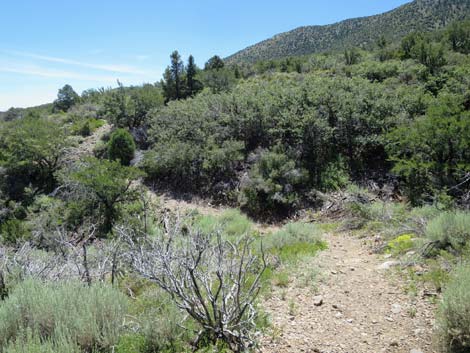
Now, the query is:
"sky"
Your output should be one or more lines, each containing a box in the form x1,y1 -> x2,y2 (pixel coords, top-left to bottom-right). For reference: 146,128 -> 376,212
0,0 -> 412,111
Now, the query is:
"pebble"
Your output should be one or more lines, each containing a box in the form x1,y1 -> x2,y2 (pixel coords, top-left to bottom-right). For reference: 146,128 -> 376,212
377,261 -> 400,270
313,295 -> 324,306
391,303 -> 402,314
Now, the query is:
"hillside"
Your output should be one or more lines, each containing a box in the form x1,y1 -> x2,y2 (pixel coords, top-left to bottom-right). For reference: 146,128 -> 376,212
226,0 -> 470,63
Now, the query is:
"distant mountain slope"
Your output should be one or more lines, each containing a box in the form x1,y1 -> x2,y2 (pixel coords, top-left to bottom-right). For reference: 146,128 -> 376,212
226,0 -> 470,64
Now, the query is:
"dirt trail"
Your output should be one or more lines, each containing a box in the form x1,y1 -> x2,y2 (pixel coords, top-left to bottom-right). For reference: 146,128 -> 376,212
65,123 -> 112,163
260,232 -> 436,353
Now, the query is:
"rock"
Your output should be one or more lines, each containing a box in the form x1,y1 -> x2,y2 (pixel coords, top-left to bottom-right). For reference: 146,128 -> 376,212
384,253 -> 392,259
313,295 -> 323,306
377,261 -> 400,270
410,350 -> 423,353
335,312 -> 343,318
385,316 -> 394,322
391,303 -> 402,314
346,318 -> 353,323
390,340 -> 399,347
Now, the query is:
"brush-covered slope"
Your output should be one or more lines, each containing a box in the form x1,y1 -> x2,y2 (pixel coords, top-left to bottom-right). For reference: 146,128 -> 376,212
226,0 -> 470,63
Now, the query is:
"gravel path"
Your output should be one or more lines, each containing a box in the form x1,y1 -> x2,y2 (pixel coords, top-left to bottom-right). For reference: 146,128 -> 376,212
260,232 -> 437,353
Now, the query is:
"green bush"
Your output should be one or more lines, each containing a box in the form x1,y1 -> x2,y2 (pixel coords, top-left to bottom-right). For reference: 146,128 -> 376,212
264,222 -> 326,263
425,211 -> 470,251
0,219 -> 29,245
239,150 -> 308,217
386,234 -> 414,256
0,279 -> 128,352
436,264 -> 470,353
319,158 -> 349,191
108,128 -> 136,166
4,330 -> 81,353
126,287 -> 193,353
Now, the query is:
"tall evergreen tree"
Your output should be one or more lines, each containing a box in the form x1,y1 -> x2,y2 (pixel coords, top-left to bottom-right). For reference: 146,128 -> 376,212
186,55 -> 197,97
170,50 -> 184,100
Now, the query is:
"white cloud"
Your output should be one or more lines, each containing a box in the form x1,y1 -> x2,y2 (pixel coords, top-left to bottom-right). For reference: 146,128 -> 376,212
4,50 -> 153,75
0,64 -> 119,82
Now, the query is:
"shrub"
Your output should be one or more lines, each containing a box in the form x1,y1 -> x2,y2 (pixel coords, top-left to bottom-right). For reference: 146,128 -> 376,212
0,279 -> 128,352
387,234 -> 414,256
73,118 -> 106,137
143,142 -> 204,189
0,219 -> 29,245
239,150 -> 308,217
193,210 -> 254,243
108,128 -> 136,166
319,158 -> 349,191
264,222 -> 326,263
218,209 -> 253,237
3,330 -> 81,353
425,211 -> 470,251
127,287 -> 191,353
436,264 -> 470,353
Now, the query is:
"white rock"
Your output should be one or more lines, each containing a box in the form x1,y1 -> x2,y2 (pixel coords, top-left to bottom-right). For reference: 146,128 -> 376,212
377,261 -> 400,270
391,303 -> 402,314
313,295 -> 323,306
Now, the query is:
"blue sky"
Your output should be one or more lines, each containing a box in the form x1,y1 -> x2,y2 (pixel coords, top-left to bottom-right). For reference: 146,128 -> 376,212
0,0 -> 411,110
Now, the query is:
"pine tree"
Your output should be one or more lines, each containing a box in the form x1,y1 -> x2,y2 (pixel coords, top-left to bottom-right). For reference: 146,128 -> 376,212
170,50 -> 184,100
186,55 -> 197,97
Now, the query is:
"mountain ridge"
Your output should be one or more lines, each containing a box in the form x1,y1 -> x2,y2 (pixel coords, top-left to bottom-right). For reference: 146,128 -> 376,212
226,0 -> 470,63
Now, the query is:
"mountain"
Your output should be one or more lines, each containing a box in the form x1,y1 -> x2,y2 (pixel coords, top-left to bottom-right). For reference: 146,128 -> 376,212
226,0 -> 470,64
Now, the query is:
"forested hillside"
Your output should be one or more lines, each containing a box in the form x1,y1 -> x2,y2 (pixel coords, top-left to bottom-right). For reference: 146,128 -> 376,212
1,12 -> 470,353
226,0 -> 470,63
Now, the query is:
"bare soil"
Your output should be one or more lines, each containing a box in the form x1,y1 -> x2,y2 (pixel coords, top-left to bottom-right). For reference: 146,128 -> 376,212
260,232 -> 437,353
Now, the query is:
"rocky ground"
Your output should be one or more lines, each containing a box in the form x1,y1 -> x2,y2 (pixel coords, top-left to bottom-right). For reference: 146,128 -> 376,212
260,232 -> 436,353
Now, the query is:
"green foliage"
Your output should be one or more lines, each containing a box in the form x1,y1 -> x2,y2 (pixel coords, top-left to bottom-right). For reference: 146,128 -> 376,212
205,55 -> 225,70
100,83 -> 163,129
72,118 -> 105,137
108,129 -> 136,166
239,150 -> 307,217
53,84 -> 80,112
0,116 -> 69,199
436,264 -> 470,353
193,209 -> 254,240
0,279 -> 128,352
386,234 -> 414,256
4,331 -> 81,353
319,158 -> 349,191
447,20 -> 470,54
264,222 -> 326,264
126,287 -> 192,353
425,211 -> 470,252
388,94 -> 470,204
0,219 -> 29,245
69,157 -> 145,235
344,48 -> 360,65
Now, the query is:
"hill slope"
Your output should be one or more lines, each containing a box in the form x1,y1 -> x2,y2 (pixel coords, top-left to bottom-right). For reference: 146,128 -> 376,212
226,0 -> 470,64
